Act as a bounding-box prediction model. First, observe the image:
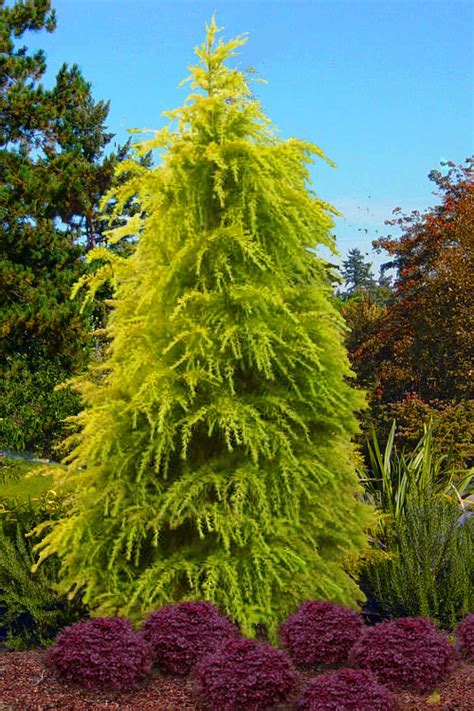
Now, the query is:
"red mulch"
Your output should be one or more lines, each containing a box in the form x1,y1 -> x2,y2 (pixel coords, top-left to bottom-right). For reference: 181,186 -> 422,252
0,648 -> 472,710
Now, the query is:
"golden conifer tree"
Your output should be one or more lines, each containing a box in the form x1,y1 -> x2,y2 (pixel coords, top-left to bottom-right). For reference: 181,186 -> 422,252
33,19 -> 372,644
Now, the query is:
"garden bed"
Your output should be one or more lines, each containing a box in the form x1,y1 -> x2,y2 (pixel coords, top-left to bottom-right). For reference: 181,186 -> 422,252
0,648 -> 472,710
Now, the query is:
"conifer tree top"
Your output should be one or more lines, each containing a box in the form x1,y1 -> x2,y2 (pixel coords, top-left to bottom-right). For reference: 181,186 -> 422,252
132,15 -> 275,147
97,14 -> 341,282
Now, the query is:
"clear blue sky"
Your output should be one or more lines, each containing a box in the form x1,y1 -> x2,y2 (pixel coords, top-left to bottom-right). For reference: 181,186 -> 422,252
23,0 -> 473,275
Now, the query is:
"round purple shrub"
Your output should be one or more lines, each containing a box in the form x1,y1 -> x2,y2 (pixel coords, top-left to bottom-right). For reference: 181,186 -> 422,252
455,613 -> 474,660
193,636 -> 299,711
45,616 -> 153,691
349,616 -> 457,693
296,668 -> 397,711
140,600 -> 242,675
279,600 -> 364,669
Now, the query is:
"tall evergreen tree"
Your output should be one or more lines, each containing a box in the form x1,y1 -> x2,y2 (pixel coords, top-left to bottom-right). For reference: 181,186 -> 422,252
340,247 -> 378,297
34,19 -> 372,643
0,0 -> 117,456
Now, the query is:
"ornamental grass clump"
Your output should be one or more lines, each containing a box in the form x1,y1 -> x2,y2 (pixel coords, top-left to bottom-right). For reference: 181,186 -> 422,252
45,616 -> 153,691
296,668 -> 397,711
349,616 -> 457,693
279,600 -> 364,669
455,613 -> 474,660
140,600 -> 241,674
192,636 -> 298,711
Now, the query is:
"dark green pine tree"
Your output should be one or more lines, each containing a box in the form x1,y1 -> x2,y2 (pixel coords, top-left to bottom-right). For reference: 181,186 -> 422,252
34,19 -> 372,644
0,0 -> 118,457
340,247 -> 378,297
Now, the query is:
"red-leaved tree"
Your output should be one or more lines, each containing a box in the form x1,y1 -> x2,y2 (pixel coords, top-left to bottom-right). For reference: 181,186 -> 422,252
348,158 -> 474,465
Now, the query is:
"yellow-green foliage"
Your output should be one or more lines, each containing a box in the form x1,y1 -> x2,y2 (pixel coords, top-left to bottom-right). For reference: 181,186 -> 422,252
0,458 -> 72,503
0,459 -> 56,503
32,18 -> 372,645
0,458 -> 85,649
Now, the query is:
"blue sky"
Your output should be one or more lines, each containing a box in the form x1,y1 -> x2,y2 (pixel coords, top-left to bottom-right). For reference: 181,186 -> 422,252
23,0 -> 473,275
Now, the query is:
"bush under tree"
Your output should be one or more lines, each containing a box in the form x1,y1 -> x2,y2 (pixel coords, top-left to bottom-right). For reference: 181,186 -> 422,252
192,636 -> 298,711
455,613 -> 474,660
296,668 -> 397,711
45,616 -> 153,691
140,600 -> 241,675
349,616 -> 457,692
0,461 -> 87,650
279,600 -> 363,668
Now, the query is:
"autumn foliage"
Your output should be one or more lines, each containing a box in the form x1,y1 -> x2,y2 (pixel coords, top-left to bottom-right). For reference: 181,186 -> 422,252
455,613 -> 474,660
193,636 -> 298,711
372,159 -> 473,404
343,158 -> 473,465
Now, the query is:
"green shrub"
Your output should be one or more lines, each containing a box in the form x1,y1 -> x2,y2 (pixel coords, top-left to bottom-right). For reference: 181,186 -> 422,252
0,356 -> 83,460
374,396 -> 474,471
360,495 -> 473,629
357,421 -> 473,629
0,461 -> 87,649
0,458 -> 55,498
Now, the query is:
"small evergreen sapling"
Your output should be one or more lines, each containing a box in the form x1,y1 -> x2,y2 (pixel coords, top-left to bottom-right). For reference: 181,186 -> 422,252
0,511 -> 86,650
33,17 -> 371,645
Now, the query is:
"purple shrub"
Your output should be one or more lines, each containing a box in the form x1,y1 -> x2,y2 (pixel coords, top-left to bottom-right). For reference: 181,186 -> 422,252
279,600 -> 364,669
192,636 -> 299,711
455,613 -> 474,660
296,668 -> 397,711
45,616 -> 153,691
349,616 -> 457,693
140,600 -> 242,675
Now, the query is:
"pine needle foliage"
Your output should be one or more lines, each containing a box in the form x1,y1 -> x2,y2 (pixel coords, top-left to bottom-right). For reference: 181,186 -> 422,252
32,18 -> 371,644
